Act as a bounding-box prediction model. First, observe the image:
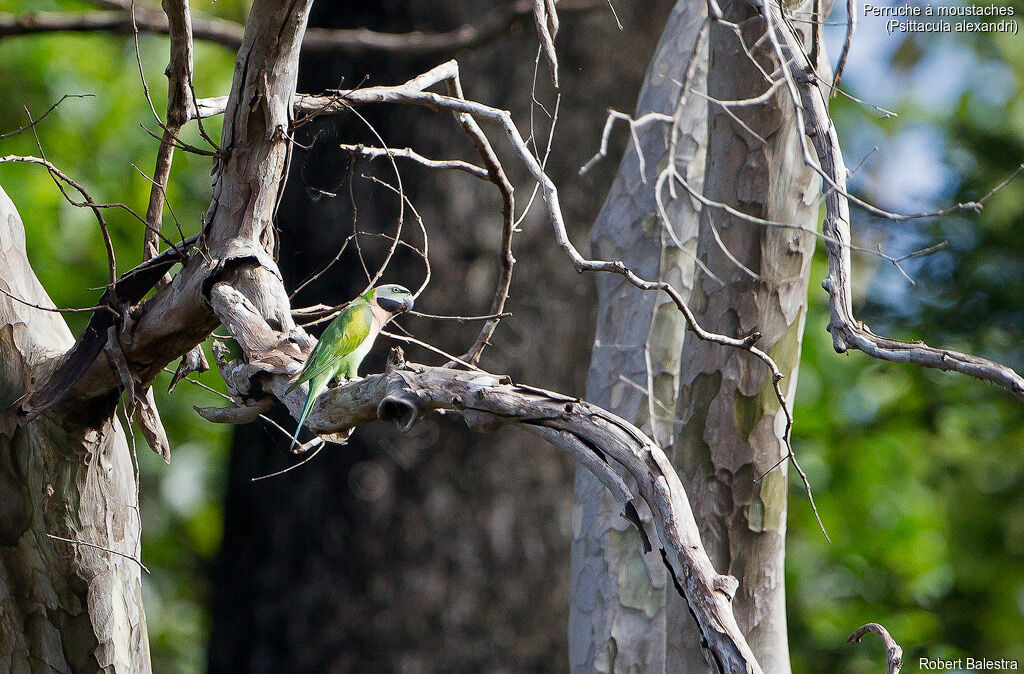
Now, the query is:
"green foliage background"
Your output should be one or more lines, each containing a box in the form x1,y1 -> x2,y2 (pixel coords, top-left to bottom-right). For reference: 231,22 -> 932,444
1,1 -> 1021,671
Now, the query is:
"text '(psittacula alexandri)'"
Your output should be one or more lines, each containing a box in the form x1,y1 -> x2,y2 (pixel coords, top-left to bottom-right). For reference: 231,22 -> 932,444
287,284 -> 414,449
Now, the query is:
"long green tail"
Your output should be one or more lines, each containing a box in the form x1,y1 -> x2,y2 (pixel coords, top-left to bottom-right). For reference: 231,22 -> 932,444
290,379 -> 325,451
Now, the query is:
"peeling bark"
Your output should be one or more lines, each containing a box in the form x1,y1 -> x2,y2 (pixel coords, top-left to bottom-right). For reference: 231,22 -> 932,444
669,2 -> 819,671
572,1 -> 707,671
0,185 -> 150,673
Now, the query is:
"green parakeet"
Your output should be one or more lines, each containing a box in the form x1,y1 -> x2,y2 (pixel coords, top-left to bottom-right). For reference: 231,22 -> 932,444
287,284 -> 414,449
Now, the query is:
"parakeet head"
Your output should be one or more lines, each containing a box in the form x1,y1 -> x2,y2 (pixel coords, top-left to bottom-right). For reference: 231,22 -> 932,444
373,284 -> 415,315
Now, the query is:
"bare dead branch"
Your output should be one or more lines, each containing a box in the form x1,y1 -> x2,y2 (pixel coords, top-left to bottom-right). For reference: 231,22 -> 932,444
0,285 -> 114,316
410,310 -> 513,322
339,143 -> 489,179
848,623 -> 903,674
139,121 -> 219,157
442,70 -> 516,366
532,0 -> 560,86
579,110 -> 674,177
1,153 -> 118,293
250,440 -> 326,481
288,234 -> 355,301
46,534 -> 150,574
357,178 -> 433,300
832,0 -> 857,95
193,398 -> 274,424
141,0 -> 195,268
381,329 -> 483,372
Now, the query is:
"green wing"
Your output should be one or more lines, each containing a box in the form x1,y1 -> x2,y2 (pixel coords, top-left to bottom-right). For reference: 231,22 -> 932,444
287,302 -> 373,393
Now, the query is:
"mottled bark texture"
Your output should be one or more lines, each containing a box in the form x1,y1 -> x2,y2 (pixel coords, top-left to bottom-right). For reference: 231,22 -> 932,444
670,1 -> 819,672
571,1 -> 707,672
576,0 -> 820,670
0,185 -> 150,673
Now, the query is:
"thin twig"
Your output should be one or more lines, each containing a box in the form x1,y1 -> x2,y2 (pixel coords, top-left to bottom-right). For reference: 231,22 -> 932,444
0,286 -> 114,315
0,94 -> 93,140
532,0 -> 559,86
46,534 -> 150,574
381,329 -> 485,372
338,143 -> 489,180
1,152 -> 117,295
410,310 -> 512,322
250,441 -> 326,481
832,0 -> 857,95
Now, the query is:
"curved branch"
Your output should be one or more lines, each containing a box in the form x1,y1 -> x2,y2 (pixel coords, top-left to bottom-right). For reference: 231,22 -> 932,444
199,279 -> 762,672
848,623 -> 903,674
200,335 -> 763,674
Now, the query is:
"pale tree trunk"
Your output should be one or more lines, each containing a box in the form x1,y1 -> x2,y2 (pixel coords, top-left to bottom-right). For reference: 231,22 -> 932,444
669,1 -> 819,671
575,0 -> 820,671
0,185 -> 150,673
570,2 -> 707,671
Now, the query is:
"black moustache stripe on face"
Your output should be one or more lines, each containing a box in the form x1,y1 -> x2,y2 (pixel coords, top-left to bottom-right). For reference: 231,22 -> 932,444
377,297 -> 408,313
